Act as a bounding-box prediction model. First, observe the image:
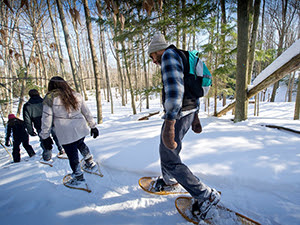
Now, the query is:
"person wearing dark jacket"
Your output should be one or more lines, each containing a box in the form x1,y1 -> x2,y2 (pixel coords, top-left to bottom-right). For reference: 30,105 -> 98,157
23,89 -> 64,161
5,114 -> 35,162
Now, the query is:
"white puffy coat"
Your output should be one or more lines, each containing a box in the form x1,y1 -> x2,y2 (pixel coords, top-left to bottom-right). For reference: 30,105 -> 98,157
40,92 -> 96,145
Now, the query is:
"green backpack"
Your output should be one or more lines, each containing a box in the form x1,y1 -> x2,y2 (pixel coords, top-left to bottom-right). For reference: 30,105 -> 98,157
174,47 -> 212,98
188,50 -> 212,97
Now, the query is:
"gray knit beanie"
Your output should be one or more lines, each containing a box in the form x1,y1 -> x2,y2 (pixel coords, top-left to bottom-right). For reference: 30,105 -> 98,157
148,33 -> 169,56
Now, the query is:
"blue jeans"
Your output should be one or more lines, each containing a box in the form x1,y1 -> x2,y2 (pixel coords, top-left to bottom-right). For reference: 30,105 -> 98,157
159,112 -> 211,201
62,137 -> 90,176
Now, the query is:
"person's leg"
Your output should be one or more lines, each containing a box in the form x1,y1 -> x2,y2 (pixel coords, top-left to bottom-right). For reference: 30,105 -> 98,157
159,112 -> 211,200
77,138 -> 90,157
63,140 -> 83,178
38,131 -> 52,161
51,128 -> 64,154
22,137 -> 35,157
12,141 -> 21,162
77,138 -> 95,167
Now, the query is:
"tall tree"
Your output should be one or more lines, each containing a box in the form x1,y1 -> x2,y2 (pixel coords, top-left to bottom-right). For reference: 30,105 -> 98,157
67,0 -> 89,100
0,1 -> 22,115
294,72 -> 300,120
17,0 -> 47,116
82,0 -> 102,124
55,0 -> 80,91
247,0 -> 261,85
235,0 -> 250,122
46,0 -> 66,78
99,25 -> 113,113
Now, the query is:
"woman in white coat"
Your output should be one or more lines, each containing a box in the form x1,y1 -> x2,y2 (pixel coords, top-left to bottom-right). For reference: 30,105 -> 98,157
40,76 -> 99,184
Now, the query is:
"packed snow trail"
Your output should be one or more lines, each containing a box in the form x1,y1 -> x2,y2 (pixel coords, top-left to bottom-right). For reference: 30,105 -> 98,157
0,99 -> 300,225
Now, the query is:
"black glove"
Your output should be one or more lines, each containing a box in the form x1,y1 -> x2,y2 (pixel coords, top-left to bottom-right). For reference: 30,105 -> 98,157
5,140 -> 10,147
90,127 -> 99,139
29,131 -> 37,136
41,137 -> 53,150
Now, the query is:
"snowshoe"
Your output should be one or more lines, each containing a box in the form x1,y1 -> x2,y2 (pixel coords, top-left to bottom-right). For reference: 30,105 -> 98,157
138,176 -> 188,195
63,174 -> 91,193
80,159 -> 103,177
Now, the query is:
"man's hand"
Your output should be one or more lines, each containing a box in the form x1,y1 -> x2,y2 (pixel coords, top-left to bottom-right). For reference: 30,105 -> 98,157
162,120 -> 177,150
192,113 -> 202,134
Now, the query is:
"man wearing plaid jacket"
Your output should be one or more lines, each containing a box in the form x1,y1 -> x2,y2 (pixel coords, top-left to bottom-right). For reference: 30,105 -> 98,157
148,32 -> 220,220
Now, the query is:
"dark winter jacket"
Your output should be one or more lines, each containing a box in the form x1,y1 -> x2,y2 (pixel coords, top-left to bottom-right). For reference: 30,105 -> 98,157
23,95 -> 43,135
5,118 -> 30,143
161,45 -> 199,120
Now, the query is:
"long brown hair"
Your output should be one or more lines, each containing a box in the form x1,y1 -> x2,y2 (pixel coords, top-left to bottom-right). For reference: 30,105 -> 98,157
48,76 -> 79,112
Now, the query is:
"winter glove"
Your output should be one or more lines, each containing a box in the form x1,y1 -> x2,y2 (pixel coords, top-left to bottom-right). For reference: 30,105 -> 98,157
5,140 -> 10,147
162,119 -> 177,150
90,127 -> 99,139
29,131 -> 37,136
41,137 -> 53,150
192,113 -> 202,134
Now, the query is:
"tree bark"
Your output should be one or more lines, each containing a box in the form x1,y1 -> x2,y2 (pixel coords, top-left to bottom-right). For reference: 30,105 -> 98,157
47,0 -> 66,78
121,41 -> 137,115
100,25 -> 113,114
294,73 -> 300,120
235,0 -> 250,122
247,0 -> 261,85
82,0 -> 102,124
56,0 -> 79,91
141,36 -> 149,109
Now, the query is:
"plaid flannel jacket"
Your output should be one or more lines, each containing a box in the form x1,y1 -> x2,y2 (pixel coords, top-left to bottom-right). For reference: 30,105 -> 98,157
161,48 -> 185,120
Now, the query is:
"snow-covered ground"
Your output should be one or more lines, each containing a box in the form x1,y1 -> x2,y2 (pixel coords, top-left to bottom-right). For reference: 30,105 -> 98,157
0,84 -> 299,225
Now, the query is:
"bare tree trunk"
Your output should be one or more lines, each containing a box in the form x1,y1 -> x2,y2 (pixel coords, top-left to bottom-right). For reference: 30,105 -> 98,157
47,0 -> 66,78
181,0 -> 187,50
220,0 -> 227,107
2,6 -> 21,115
82,0 -> 102,124
294,74 -> 300,120
114,40 -> 126,106
247,0 -> 261,85
36,30 -> 48,87
17,1 -> 46,116
100,25 -> 113,114
56,0 -> 79,91
129,40 -> 138,102
1,10 -> 13,115
235,0 -> 250,122
285,71 -> 295,102
17,32 -> 37,117
121,41 -> 137,115
82,32 -> 93,90
141,36 -> 149,109
68,0 -> 88,100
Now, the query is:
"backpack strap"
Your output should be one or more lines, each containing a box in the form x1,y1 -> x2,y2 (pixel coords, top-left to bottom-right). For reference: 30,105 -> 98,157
166,45 -> 190,76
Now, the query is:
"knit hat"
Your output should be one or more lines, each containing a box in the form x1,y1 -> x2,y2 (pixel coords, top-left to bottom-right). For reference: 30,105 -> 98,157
28,89 -> 40,97
148,33 -> 169,56
8,114 -> 16,120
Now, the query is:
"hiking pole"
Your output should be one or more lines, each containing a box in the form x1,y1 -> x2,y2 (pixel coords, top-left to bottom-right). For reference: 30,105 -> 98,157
0,142 -> 13,159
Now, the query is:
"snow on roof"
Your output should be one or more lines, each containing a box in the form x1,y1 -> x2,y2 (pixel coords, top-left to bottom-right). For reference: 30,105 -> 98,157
249,39 -> 300,91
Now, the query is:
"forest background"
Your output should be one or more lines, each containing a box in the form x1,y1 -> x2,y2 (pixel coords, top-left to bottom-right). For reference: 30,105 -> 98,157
0,0 -> 299,128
